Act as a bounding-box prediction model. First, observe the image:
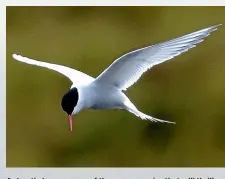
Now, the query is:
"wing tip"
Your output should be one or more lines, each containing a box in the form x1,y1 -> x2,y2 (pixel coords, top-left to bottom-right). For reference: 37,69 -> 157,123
12,53 -> 28,63
12,53 -> 17,59
214,23 -> 222,27
208,24 -> 222,32
12,53 -> 21,61
209,23 -> 222,29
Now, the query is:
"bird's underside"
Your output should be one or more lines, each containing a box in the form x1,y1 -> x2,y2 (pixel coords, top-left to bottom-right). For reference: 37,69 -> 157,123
81,83 -> 175,123
12,24 -> 221,126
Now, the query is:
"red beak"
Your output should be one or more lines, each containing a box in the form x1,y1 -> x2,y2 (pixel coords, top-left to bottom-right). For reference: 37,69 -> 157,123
68,115 -> 73,132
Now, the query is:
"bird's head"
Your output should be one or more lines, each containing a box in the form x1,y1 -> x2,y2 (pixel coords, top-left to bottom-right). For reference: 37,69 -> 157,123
61,87 -> 79,132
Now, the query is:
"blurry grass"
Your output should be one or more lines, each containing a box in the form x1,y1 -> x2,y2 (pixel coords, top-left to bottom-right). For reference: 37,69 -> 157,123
6,6 -> 225,167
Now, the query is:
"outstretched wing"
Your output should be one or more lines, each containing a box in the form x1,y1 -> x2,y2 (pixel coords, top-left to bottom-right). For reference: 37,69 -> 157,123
12,54 -> 95,87
95,24 -> 221,91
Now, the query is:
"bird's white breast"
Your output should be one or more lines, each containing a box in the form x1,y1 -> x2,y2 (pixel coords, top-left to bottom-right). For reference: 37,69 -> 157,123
72,82 -> 126,114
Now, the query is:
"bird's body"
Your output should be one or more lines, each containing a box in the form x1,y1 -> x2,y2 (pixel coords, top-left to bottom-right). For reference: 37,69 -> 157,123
12,24 -> 221,131
79,83 -> 126,110
72,83 -> 125,111
70,82 -> 150,121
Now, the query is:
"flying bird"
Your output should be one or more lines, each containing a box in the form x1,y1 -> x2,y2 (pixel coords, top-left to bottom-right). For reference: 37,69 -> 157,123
13,24 -> 221,131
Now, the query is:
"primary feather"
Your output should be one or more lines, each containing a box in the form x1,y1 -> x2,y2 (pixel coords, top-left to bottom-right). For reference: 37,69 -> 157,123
12,54 -> 95,87
95,24 -> 221,91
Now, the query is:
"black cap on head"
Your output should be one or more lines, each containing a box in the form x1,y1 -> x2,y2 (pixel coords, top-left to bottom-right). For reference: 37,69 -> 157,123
61,87 -> 79,115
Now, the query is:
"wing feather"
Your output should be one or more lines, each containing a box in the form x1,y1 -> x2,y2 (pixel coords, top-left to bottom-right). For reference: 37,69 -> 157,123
12,54 -> 95,87
95,24 -> 221,91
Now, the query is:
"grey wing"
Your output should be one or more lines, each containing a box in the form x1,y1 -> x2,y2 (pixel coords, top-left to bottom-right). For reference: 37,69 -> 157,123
13,54 -> 95,87
95,24 -> 221,91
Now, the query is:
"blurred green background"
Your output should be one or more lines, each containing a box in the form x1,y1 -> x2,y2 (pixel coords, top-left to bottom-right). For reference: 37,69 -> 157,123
6,6 -> 225,167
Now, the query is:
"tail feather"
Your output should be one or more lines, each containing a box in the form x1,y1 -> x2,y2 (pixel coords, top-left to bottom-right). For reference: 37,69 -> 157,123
123,96 -> 175,124
128,109 -> 175,124
137,111 -> 175,124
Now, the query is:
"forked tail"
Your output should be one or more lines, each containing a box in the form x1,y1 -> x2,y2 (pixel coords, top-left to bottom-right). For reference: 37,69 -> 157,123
131,110 -> 175,124
123,96 -> 175,124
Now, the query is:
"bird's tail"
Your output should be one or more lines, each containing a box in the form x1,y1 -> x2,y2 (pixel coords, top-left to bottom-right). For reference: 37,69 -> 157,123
128,108 -> 175,124
123,97 -> 175,124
